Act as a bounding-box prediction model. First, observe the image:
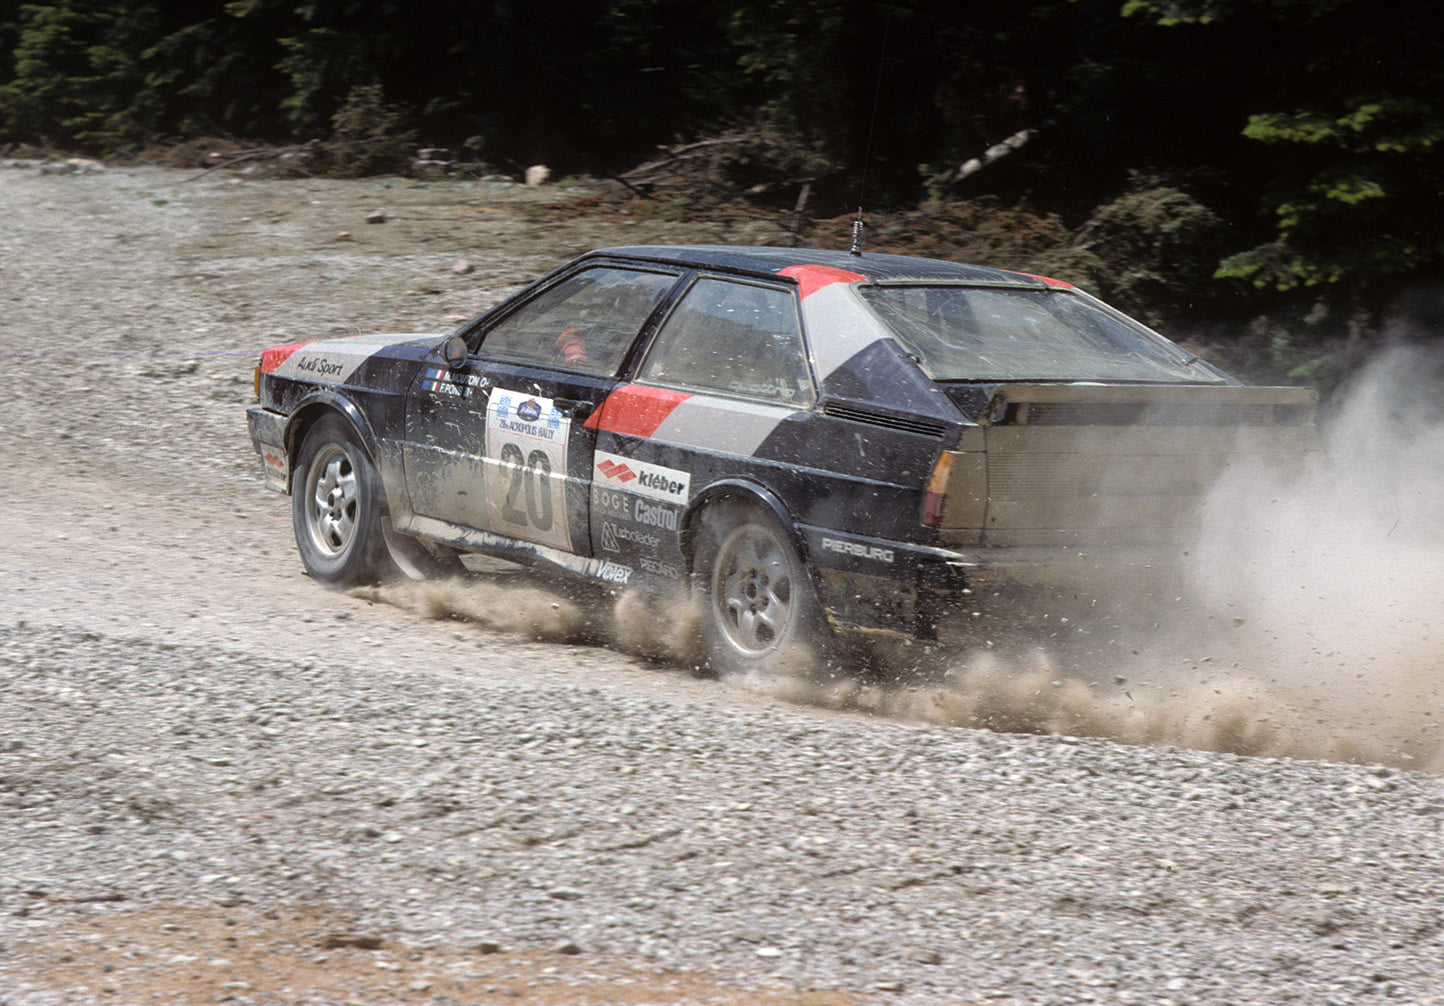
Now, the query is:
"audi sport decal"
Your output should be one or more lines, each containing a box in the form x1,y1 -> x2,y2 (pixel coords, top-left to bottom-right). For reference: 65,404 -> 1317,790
594,450 -> 690,504
484,389 -> 572,551
260,341 -> 308,373
261,333 -> 415,385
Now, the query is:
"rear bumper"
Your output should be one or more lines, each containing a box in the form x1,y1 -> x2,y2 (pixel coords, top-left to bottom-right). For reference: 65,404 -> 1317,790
799,525 -> 969,639
801,525 -> 1191,638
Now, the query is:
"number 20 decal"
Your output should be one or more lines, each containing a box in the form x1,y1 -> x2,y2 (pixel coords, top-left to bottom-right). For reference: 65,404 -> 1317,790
499,443 -> 554,531
485,390 -> 572,551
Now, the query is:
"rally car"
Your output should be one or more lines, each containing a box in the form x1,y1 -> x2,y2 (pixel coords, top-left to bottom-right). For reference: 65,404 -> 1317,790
247,245 -> 1316,673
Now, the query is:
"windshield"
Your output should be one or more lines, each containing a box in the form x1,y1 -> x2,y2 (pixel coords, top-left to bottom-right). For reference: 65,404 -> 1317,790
857,284 -> 1223,383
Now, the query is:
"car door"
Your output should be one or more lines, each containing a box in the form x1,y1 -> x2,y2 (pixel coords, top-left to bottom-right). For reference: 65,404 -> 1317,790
583,275 -> 819,587
401,263 -> 681,557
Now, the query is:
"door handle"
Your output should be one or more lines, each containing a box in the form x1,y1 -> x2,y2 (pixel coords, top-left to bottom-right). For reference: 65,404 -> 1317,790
554,398 -> 595,420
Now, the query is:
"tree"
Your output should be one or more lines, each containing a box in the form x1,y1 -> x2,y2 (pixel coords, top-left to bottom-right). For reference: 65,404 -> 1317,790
1126,0 -> 1444,310
0,0 -> 148,148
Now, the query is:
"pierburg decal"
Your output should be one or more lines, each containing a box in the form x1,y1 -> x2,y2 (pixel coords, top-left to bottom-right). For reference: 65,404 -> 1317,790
821,536 -> 896,564
593,451 -> 690,504
484,388 -> 572,551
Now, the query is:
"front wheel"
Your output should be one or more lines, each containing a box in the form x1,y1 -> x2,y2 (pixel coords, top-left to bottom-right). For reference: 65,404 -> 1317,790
692,499 -> 831,676
291,414 -> 395,587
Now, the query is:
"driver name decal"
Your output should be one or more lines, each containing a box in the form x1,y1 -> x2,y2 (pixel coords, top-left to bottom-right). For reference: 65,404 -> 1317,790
422,367 -> 485,398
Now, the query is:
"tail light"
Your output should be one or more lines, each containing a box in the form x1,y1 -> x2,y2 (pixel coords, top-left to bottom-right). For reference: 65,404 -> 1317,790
922,451 -> 954,526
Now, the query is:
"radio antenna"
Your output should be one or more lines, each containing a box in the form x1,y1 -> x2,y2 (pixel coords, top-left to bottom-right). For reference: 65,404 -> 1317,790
851,4 -> 894,257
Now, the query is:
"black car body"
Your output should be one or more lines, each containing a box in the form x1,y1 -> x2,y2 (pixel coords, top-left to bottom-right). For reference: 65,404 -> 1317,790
248,245 -> 1315,671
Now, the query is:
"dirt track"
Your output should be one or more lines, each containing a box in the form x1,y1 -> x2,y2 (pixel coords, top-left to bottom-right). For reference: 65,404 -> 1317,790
3,162 -> 1444,1004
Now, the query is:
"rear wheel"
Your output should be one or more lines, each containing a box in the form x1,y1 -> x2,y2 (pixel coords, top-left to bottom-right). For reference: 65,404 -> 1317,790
692,499 -> 830,676
292,414 -> 395,586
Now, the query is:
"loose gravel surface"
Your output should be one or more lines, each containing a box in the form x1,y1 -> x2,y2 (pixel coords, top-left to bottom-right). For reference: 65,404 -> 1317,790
2,161 -> 1443,1005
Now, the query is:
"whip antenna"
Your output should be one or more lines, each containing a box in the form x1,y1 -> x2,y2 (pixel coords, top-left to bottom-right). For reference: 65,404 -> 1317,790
851,4 -> 894,256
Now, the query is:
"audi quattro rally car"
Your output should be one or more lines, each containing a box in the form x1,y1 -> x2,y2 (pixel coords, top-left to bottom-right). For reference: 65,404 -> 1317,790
247,245 -> 1316,673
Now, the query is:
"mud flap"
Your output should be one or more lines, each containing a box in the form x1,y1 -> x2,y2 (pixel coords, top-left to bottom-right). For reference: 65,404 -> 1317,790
246,406 -> 290,493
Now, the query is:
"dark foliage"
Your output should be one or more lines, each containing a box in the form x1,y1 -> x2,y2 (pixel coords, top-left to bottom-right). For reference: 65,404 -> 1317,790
1,0 -> 1439,366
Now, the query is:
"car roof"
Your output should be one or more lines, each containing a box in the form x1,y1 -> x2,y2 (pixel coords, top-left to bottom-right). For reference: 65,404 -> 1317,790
585,245 -> 1049,287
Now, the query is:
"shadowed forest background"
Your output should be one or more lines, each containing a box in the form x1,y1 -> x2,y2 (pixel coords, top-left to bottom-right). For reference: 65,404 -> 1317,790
2,0 -> 1440,392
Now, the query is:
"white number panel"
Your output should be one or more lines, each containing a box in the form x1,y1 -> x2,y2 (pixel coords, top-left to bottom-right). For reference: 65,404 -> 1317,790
484,389 -> 572,551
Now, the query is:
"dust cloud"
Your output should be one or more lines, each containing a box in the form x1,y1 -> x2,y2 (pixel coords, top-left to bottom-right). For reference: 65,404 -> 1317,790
361,347 -> 1442,769
822,344 -> 1444,769
353,576 -> 597,644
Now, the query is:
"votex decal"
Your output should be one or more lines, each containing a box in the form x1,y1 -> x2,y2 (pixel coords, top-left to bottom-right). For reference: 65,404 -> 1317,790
593,450 -> 691,504
485,389 -> 571,551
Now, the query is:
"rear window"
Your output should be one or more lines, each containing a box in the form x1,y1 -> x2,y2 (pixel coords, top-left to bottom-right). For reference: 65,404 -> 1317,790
857,284 -> 1222,383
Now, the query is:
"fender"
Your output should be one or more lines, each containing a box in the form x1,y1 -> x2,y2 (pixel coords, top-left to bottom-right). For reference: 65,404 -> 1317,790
681,477 -> 810,578
283,389 -> 383,494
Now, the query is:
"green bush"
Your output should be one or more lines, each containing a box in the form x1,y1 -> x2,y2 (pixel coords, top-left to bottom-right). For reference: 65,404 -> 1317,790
309,85 -> 415,179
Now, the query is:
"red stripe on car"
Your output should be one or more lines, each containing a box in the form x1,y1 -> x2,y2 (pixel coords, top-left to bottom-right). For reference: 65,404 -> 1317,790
260,341 -> 310,373
1008,270 -> 1076,289
584,384 -> 692,438
778,264 -> 867,299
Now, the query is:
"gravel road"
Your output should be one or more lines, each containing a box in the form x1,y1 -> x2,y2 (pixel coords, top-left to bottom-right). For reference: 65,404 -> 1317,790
2,161 -> 1443,1005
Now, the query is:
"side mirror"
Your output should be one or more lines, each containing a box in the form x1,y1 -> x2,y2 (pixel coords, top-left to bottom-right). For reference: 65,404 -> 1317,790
441,334 -> 469,370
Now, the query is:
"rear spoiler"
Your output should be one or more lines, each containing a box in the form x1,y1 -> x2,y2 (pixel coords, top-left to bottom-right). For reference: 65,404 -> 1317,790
978,384 -> 1318,428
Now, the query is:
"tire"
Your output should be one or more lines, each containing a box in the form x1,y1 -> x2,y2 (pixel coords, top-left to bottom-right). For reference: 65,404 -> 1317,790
692,499 -> 830,676
291,414 -> 396,587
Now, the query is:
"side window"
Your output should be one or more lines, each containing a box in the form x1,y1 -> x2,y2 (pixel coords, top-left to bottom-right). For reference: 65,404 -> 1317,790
478,266 -> 677,375
638,277 -> 815,406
